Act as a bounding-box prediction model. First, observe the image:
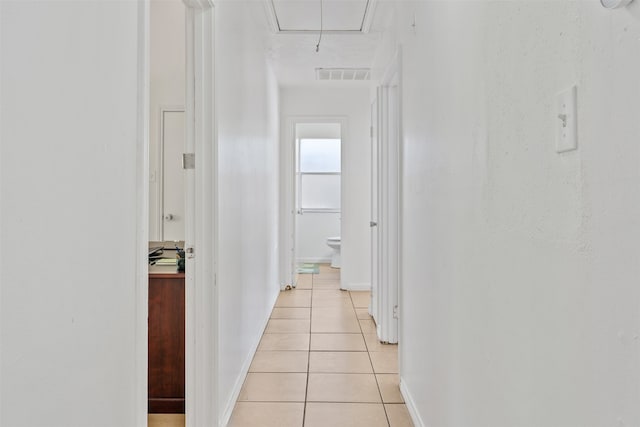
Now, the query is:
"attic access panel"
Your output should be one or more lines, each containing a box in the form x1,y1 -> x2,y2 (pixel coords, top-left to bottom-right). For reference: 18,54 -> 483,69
270,0 -> 371,32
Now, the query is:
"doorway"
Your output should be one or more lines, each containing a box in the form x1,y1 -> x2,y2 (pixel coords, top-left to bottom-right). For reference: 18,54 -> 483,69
143,0 -> 217,426
281,117 -> 347,289
295,123 -> 342,270
148,0 -> 187,418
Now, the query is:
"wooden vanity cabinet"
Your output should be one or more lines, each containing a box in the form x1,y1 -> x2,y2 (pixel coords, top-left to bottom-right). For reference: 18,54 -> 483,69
148,272 -> 185,413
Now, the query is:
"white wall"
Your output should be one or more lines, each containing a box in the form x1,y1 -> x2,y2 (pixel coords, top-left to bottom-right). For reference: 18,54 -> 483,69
373,2 -> 640,426
149,0 -> 185,241
1,2 -> 145,426
215,1 -> 281,423
281,87 -> 371,289
295,213 -> 339,263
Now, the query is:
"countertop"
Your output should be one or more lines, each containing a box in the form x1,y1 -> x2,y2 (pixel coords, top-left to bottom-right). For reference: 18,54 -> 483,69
149,241 -> 185,276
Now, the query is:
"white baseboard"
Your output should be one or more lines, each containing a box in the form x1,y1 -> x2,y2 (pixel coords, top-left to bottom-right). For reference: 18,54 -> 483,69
400,378 -> 425,427
341,282 -> 371,291
296,257 -> 331,264
219,288 -> 279,427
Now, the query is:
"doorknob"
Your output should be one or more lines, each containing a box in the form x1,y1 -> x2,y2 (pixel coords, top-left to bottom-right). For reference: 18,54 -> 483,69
165,213 -> 175,221
370,221 -> 377,227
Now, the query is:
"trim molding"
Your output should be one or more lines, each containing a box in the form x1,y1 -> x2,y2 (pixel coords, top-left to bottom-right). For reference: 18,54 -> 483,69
399,379 -> 425,427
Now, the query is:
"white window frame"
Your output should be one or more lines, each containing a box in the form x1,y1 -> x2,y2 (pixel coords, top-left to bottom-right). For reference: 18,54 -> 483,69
296,137 -> 342,214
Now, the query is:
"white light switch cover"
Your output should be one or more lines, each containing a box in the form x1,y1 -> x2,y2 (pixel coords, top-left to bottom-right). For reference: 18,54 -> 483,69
556,85 -> 578,153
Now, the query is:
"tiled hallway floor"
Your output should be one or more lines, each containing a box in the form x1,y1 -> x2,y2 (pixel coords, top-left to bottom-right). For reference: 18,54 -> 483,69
148,264 -> 412,427
228,264 -> 412,427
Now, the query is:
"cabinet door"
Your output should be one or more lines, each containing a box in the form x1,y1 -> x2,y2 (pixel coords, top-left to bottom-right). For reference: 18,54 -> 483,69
148,274 -> 185,413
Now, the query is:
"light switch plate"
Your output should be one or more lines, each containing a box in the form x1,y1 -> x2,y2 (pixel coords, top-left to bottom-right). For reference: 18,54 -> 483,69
556,85 -> 578,153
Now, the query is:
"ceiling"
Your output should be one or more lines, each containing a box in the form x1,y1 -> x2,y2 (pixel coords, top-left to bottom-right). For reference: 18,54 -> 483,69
263,0 -> 384,87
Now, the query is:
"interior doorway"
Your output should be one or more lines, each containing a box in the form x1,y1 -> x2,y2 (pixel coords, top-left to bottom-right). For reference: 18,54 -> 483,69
148,0 -> 187,418
281,117 -> 347,289
294,123 -> 342,269
144,0 -> 217,426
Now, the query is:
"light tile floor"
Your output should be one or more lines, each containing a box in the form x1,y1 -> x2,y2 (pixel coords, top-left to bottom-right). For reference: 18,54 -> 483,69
230,265 -> 412,427
149,264 -> 412,427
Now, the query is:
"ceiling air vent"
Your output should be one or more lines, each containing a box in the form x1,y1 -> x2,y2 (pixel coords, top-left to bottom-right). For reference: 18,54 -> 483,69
316,68 -> 371,81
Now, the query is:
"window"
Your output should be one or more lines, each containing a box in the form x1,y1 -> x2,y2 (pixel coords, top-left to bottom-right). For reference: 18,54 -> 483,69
298,138 -> 341,212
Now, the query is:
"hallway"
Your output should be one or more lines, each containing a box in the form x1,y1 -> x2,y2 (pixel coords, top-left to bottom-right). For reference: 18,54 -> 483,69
227,264 -> 411,427
148,264 -> 411,427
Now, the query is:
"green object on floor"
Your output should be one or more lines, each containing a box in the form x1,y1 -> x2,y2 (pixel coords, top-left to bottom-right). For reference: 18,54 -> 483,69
296,263 -> 319,274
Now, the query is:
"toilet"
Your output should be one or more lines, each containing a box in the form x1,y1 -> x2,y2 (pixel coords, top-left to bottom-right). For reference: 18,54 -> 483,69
326,237 -> 341,268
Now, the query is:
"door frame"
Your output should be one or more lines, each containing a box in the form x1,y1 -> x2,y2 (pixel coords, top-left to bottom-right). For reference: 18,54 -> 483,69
183,1 -> 217,426
369,95 -> 380,325
372,48 -> 402,344
280,116 -> 347,290
135,1 -> 217,426
134,3 -> 150,425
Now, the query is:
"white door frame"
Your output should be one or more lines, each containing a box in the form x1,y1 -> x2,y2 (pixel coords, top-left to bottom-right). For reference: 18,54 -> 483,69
280,116 -> 347,290
134,3 -> 150,426
135,1 -> 217,426
369,94 -> 380,325
183,1 -> 217,426
373,48 -> 402,344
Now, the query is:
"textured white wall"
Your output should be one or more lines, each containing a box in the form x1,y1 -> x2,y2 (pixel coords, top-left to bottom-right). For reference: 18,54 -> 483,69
280,87 -> 371,289
149,0 -> 185,241
0,2 -> 145,426
373,2 -> 640,426
215,1 -> 281,423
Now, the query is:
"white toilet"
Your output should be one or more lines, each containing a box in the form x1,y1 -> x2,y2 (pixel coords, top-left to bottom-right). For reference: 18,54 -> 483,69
326,237 -> 341,268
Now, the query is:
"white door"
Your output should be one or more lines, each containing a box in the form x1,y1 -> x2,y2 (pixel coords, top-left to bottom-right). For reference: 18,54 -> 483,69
162,110 -> 186,241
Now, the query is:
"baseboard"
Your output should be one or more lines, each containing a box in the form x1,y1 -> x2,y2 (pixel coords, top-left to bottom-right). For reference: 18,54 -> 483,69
399,378 -> 425,427
341,282 -> 371,291
219,288 -> 279,427
296,257 -> 331,264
